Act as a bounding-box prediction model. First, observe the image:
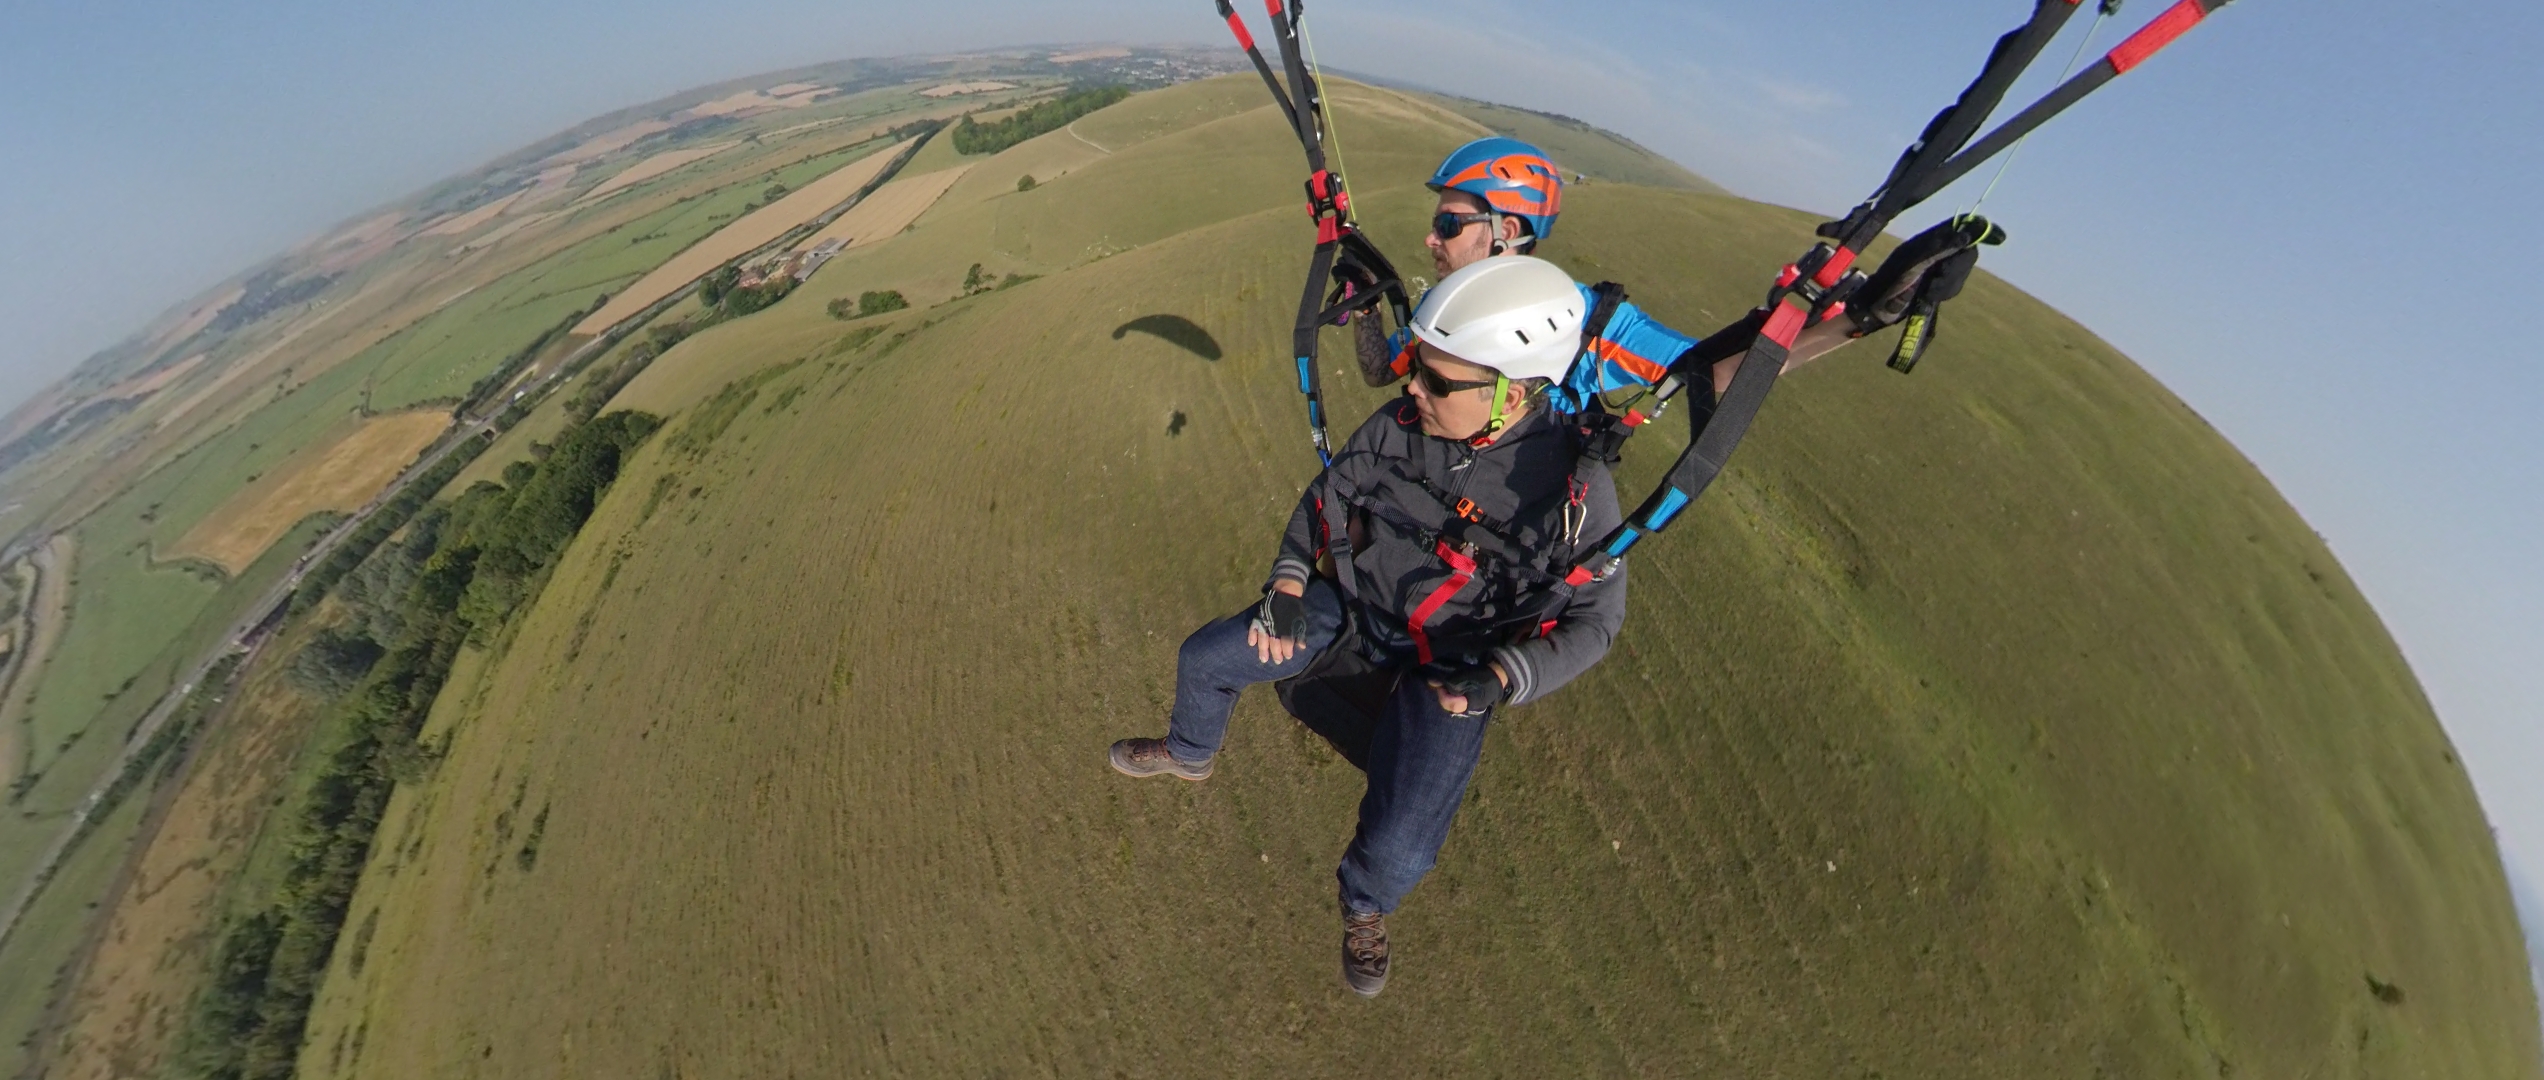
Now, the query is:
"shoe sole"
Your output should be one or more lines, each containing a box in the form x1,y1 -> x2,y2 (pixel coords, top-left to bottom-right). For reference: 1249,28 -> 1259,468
1108,747 -> 1212,781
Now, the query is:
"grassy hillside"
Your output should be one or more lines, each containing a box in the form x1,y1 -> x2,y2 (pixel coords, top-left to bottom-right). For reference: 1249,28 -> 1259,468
1410,90 -> 1730,194
289,76 -> 2537,1078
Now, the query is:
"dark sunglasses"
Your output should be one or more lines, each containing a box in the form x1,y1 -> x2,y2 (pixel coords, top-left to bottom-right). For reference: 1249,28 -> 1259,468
1430,211 -> 1494,242
1410,353 -> 1498,397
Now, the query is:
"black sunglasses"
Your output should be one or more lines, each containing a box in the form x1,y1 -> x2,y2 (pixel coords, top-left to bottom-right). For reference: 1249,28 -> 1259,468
1410,353 -> 1498,397
1430,211 -> 1494,242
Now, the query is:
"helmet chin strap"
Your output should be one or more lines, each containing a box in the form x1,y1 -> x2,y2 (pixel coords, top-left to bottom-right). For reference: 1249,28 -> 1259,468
1479,372 -> 1512,440
1484,212 -> 1536,257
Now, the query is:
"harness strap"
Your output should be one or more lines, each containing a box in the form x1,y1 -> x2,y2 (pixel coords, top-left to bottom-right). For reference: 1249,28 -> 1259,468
1320,479 -> 1361,603
1578,281 -> 1628,366
1406,541 -> 1478,665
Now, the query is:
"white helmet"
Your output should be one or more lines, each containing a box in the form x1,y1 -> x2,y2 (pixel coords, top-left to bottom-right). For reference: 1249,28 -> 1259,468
1408,255 -> 1584,383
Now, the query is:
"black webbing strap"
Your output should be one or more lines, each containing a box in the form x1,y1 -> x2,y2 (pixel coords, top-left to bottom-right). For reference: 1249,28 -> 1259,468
1579,281 -> 1628,357
1321,481 -> 1361,603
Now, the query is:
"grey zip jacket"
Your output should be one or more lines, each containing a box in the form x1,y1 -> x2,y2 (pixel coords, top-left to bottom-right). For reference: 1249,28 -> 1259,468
1270,397 -> 1627,707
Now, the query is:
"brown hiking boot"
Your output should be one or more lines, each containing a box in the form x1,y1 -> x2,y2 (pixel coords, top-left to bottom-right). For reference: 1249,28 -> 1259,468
1342,907 -> 1390,998
1108,738 -> 1213,781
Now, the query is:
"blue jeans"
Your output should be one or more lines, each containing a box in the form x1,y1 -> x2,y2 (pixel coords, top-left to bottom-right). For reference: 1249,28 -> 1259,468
1164,580 -> 1495,915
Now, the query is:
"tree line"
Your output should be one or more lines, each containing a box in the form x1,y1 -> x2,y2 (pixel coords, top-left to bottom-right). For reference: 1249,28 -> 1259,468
177,409 -> 661,1080
949,85 -> 1131,155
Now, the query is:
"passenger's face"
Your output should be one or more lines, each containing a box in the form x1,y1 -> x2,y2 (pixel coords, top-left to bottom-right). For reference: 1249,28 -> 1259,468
1425,189 -> 1518,279
1404,341 -> 1510,440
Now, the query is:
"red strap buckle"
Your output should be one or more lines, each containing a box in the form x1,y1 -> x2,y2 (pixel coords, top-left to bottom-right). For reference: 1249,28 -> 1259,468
1563,566 -> 1594,587
1621,409 -> 1647,428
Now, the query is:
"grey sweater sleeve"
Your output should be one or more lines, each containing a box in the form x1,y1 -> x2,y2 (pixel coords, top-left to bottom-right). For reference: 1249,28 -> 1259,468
1270,480 -> 1323,589
1489,475 -> 1630,707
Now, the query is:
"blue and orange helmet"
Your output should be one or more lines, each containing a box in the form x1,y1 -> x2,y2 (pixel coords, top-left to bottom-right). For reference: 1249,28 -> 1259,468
1427,137 -> 1564,249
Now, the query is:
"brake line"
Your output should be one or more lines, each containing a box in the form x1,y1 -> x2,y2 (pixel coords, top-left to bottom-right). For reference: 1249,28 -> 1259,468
1961,0 -> 2120,223
1299,18 -> 1356,211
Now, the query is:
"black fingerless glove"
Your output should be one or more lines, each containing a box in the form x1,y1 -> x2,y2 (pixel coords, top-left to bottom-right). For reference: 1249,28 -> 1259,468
1326,260 -> 1380,327
1848,215 -> 2006,336
1431,663 -> 1506,714
1260,590 -> 1308,640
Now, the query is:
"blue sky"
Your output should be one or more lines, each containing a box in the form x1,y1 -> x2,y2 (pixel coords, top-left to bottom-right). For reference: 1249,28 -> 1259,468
2,0 -> 2538,982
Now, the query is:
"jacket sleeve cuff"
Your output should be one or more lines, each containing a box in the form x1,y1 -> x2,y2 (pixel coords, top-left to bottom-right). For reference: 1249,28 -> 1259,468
1270,557 -> 1314,588
1491,645 -> 1540,707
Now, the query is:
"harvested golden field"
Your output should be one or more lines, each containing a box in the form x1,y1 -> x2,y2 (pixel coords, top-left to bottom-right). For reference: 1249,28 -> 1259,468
419,191 -> 524,237
42,644 -> 327,1080
451,212 -> 555,253
95,354 -> 203,403
167,410 -> 449,572
792,164 -> 970,253
575,142 -> 738,204
509,164 -> 581,211
687,89 -> 779,117
303,210 -> 410,273
306,210 -> 403,253
140,285 -> 245,357
311,227 -> 405,275
570,138 -> 913,334
541,119 -> 674,167
921,80 -> 1017,97
0,387 -> 76,448
687,86 -> 833,118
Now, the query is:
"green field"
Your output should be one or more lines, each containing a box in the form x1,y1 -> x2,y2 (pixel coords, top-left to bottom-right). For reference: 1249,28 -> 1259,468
0,791 -> 149,1073
0,515 -> 330,1078
267,77 -> 2537,1078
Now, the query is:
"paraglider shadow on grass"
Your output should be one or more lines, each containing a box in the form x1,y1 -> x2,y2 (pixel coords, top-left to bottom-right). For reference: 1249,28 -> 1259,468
1112,315 -> 1222,361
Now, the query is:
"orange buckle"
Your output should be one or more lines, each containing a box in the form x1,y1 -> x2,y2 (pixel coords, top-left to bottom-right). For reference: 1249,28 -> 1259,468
1454,497 -> 1483,522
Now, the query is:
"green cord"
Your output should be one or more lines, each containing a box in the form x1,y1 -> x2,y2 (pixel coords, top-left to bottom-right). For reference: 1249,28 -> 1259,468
1300,19 -> 1356,217
1958,7 -> 2112,225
